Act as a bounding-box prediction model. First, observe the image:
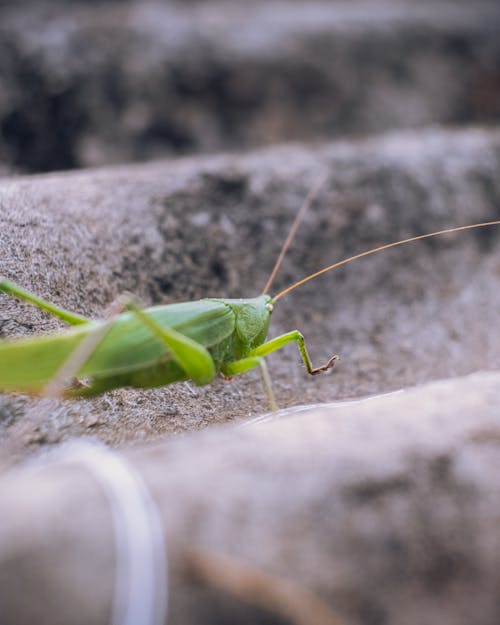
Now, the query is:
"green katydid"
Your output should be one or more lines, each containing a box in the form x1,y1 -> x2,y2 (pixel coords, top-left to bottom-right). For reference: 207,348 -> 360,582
0,190 -> 499,406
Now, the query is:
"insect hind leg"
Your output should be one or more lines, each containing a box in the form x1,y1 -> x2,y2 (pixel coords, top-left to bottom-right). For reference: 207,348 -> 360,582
125,301 -> 216,386
43,295 -> 132,397
0,278 -> 89,326
43,293 -> 217,397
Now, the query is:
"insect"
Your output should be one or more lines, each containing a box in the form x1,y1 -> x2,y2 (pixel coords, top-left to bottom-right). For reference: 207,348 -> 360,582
0,182 -> 499,408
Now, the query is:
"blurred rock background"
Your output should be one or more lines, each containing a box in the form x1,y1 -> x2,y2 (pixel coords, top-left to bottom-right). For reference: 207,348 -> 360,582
0,1 -> 499,174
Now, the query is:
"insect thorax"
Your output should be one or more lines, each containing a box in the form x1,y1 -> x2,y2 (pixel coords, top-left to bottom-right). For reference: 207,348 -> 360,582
208,295 -> 272,357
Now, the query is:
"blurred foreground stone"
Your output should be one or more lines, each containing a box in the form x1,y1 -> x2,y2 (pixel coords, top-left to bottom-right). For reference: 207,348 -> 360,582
1,370 -> 500,624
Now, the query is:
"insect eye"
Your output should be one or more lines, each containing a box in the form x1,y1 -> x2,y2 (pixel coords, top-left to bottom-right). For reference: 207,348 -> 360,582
266,303 -> 274,313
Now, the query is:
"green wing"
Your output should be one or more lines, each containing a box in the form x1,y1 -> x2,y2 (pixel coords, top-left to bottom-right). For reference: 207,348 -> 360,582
0,300 -> 235,395
81,300 -> 235,375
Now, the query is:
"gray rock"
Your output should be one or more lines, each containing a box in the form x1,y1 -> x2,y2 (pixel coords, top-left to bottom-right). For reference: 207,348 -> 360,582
1,125 -> 500,459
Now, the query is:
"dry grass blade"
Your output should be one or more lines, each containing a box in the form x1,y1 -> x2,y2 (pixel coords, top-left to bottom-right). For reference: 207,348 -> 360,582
184,546 -> 348,625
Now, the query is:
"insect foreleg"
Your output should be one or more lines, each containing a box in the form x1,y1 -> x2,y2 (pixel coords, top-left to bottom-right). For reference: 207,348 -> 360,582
0,278 -> 90,326
222,331 -> 337,410
221,356 -> 262,376
249,331 -> 339,375
126,302 -> 216,386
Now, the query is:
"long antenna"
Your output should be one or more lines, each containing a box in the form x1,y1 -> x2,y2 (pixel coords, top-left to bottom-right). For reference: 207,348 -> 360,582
272,220 -> 500,301
261,174 -> 327,295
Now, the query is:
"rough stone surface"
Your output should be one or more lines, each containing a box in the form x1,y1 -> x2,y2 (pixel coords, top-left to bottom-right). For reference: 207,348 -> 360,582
1,1 -> 499,173
1,126 -> 500,459
1,370 -> 500,625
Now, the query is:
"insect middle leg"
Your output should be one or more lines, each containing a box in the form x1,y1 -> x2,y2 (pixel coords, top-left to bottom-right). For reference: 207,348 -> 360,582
221,356 -> 277,411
